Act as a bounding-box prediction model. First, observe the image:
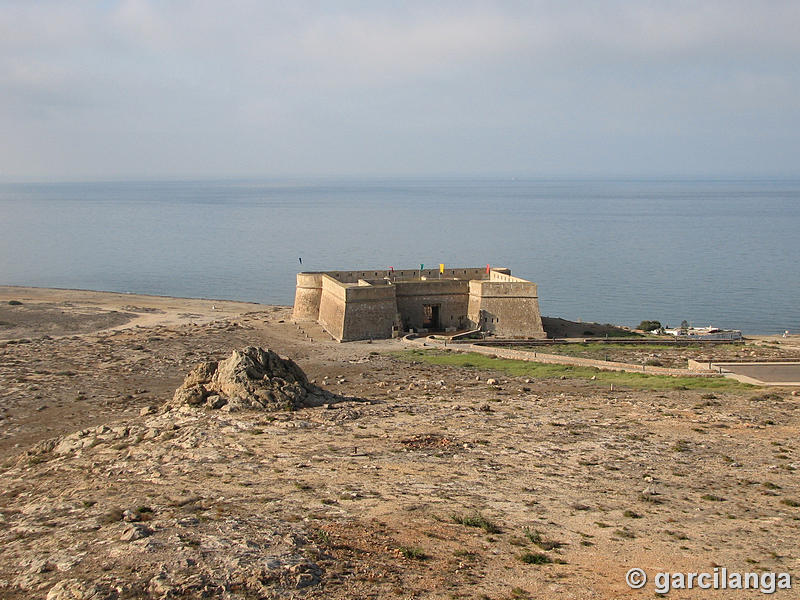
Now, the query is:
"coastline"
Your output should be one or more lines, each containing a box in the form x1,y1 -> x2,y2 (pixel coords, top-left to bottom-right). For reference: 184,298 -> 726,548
0,285 -> 277,339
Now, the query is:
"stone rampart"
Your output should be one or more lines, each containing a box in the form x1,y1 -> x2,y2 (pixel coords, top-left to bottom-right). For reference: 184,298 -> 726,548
468,279 -> 545,339
395,279 -> 470,331
340,284 -> 397,341
292,273 -> 324,321
317,276 -> 347,341
292,267 -> 543,342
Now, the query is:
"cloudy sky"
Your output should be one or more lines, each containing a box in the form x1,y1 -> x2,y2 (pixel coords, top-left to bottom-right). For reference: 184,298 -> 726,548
1,1 -> 798,180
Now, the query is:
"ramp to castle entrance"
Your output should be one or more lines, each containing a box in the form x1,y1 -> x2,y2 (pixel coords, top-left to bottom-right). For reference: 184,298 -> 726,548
709,362 -> 800,386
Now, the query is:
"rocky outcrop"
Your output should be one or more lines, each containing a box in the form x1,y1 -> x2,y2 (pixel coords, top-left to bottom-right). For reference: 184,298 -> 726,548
46,579 -> 119,600
167,347 -> 340,412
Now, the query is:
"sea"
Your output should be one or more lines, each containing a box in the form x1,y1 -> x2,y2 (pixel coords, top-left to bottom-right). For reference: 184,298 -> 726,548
1,177 -> 798,335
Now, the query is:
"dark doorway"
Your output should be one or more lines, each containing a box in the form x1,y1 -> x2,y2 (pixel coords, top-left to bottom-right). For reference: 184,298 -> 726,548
422,304 -> 440,329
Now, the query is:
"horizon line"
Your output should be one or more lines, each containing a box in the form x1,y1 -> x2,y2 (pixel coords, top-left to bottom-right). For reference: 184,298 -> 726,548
2,172 -> 800,185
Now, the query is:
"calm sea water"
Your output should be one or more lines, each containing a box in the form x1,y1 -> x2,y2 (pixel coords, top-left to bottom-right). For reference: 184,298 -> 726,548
1,178 -> 798,334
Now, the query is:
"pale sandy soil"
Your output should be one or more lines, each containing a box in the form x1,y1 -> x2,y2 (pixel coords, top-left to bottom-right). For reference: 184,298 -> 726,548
1,288 -> 799,599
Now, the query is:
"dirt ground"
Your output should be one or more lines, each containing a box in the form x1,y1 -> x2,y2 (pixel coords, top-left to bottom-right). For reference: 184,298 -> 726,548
1,287 -> 799,599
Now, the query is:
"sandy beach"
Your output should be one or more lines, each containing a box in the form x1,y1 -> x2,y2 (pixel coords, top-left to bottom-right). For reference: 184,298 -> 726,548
1,287 -> 799,599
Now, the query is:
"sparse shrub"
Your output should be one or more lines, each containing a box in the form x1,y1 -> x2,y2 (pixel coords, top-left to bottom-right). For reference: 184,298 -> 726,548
781,498 -> 800,507
523,527 -> 542,544
701,494 -> 725,502
763,482 -> 782,490
623,510 -> 642,519
523,527 -> 562,550
750,393 -> 783,402
509,588 -> 532,600
645,359 -> 663,367
313,529 -> 331,545
614,528 -> 636,539
399,546 -> 428,560
672,440 -> 691,452
451,512 -> 502,533
8,300 -> 22,306
519,552 -> 552,564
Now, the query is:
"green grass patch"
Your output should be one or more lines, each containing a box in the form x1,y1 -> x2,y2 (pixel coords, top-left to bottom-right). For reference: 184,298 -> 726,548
391,349 -> 750,391
522,342 -> 702,358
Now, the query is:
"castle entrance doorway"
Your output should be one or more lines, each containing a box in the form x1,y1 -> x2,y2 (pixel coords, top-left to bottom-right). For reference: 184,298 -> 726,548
423,304 -> 440,330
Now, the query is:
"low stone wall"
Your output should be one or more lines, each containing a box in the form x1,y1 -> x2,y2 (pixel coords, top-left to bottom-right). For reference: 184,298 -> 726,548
406,336 -> 719,378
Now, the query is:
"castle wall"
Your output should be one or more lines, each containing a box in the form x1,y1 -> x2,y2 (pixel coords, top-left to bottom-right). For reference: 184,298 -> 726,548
292,273 -> 323,321
395,280 -> 470,331
340,284 -> 397,341
468,279 -> 546,338
317,275 -> 347,341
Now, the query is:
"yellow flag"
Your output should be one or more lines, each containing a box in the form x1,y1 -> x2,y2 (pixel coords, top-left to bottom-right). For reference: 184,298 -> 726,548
439,263 -> 445,273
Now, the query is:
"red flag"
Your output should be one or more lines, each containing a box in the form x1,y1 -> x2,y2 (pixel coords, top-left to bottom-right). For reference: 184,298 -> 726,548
486,264 -> 490,273
389,266 -> 394,271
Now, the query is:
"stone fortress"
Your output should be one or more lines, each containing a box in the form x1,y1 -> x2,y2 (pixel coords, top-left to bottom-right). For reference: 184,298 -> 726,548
293,267 -> 546,342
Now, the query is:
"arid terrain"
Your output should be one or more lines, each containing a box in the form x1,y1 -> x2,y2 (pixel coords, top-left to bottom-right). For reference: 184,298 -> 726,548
1,287 -> 799,599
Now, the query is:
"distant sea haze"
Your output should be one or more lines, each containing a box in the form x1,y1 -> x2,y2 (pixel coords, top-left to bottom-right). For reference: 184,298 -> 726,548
1,177 -> 798,335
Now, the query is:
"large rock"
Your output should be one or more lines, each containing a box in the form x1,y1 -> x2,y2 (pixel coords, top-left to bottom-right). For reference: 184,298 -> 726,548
167,347 -> 336,412
46,579 -> 118,600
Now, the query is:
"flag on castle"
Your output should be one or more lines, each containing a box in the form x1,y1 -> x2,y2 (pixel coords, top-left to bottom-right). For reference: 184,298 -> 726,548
486,264 -> 490,273
439,263 -> 445,274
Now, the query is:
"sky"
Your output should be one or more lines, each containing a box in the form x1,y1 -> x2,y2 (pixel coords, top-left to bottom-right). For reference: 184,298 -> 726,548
1,1 -> 799,180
